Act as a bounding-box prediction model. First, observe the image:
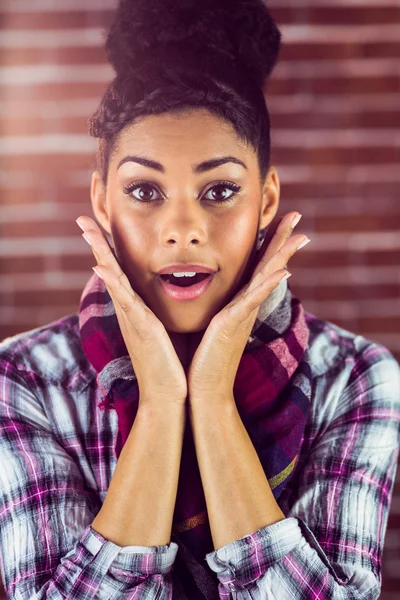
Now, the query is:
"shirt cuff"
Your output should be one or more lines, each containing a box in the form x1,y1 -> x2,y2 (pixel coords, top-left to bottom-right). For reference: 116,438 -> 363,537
83,524 -> 179,579
205,517 -> 301,590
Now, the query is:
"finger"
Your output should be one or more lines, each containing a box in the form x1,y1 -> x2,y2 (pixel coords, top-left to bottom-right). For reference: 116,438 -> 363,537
254,212 -> 302,276
226,269 -> 291,328
267,212 -> 302,257
93,263 -> 153,336
93,265 -> 134,312
76,216 -> 133,296
249,233 -> 309,294
76,217 -> 150,321
245,269 -> 292,310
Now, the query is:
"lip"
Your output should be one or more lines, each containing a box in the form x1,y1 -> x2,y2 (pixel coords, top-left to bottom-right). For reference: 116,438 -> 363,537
156,264 -> 217,275
156,272 -> 215,301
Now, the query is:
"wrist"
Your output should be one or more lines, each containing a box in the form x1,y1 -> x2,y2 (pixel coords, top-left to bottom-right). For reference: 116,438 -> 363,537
188,391 -> 235,415
138,398 -> 187,421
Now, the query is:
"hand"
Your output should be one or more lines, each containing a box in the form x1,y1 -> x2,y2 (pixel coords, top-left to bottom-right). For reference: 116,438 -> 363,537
76,216 -> 188,408
187,212 -> 310,400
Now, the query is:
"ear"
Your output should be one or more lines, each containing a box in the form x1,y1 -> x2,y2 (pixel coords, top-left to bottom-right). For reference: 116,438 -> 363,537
259,166 -> 280,230
90,171 -> 112,236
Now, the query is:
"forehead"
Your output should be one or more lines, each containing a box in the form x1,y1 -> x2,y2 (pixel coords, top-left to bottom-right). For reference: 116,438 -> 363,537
113,108 -> 254,164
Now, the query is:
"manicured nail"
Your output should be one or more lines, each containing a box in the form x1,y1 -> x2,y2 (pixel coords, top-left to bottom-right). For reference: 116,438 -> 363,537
76,218 -> 85,232
281,271 -> 292,281
92,266 -> 103,279
291,213 -> 302,229
82,233 -> 92,246
297,237 -> 311,250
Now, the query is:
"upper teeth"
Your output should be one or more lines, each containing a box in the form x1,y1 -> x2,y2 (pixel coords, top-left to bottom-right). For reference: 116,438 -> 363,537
171,272 -> 197,277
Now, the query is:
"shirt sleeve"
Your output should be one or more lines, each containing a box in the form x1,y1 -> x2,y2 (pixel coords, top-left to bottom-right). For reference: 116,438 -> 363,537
205,342 -> 400,599
0,356 -> 178,599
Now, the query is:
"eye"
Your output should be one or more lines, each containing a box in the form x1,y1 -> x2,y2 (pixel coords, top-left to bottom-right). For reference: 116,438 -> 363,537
203,182 -> 241,203
123,181 -> 161,203
123,180 -> 241,204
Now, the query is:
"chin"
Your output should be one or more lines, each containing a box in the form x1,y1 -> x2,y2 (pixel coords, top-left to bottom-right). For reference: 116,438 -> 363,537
167,321 -> 208,335
163,312 -> 211,334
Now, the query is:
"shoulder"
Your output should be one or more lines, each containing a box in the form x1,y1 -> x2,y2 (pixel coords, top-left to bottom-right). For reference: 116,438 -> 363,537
304,310 -> 400,434
305,309 -> 398,380
0,313 -> 96,393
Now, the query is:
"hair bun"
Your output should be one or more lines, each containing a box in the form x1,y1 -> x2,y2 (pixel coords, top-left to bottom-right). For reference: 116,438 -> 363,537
105,0 -> 281,88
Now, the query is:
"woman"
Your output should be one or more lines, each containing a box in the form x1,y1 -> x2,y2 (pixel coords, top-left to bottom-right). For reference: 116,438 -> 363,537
0,1 -> 399,598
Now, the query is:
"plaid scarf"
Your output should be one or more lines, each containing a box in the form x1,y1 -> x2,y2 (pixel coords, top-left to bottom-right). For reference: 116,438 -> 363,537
79,246 -> 312,599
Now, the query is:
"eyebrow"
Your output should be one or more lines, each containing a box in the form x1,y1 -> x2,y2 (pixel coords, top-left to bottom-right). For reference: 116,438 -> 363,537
117,154 -> 248,174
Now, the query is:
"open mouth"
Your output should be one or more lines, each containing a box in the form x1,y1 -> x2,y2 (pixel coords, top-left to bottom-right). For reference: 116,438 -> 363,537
158,273 -> 211,287
157,272 -> 215,301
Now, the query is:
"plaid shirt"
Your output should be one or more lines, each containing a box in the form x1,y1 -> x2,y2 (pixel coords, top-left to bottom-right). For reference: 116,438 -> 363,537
0,309 -> 399,599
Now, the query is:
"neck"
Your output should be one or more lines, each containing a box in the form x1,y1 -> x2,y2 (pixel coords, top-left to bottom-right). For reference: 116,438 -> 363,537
168,329 -> 205,371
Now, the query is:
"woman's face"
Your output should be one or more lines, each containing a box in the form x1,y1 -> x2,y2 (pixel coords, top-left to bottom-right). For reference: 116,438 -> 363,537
91,108 -> 280,334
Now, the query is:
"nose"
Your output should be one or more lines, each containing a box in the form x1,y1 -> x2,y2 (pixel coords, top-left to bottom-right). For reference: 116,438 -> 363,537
160,203 -> 208,247
165,232 -> 203,246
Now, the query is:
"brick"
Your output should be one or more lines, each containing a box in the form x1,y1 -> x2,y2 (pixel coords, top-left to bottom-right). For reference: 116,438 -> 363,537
268,92 -> 400,112
0,46 -> 106,67
270,5 -> 400,26
381,589 -> 400,599
12,288 -> 81,308
288,284 -> 400,308
278,178 -> 400,201
282,41 -> 400,62
268,75 -> 399,96
60,254 -> 97,271
279,196 -> 400,218
57,185 -> 94,204
2,81 -> 109,102
0,153 -> 94,174
294,296 -> 399,322
314,214 -> 400,233
0,256 -> 45,275
313,284 -> 400,303
0,184 -> 92,206
0,10 -> 113,30
364,250 -> 400,267
0,62 -> 111,85
358,316 -> 400,334
0,0 -> 116,13
285,249 -> 354,269
294,263 -> 400,283
0,115 -> 100,136
0,97 -> 99,119
0,219 -> 89,238
271,109 -> 400,130
307,6 -> 400,27
0,187 -> 45,206
273,145 -> 399,166
0,237 -> 92,257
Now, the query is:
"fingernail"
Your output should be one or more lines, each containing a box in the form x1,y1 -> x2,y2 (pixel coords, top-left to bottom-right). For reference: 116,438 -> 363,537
92,266 -> 103,279
82,233 -> 92,246
281,271 -> 292,281
297,237 -> 311,250
76,218 -> 85,232
291,213 -> 302,229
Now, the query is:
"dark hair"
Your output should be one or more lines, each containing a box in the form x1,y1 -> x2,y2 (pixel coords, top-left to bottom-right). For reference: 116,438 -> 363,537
88,0 -> 281,187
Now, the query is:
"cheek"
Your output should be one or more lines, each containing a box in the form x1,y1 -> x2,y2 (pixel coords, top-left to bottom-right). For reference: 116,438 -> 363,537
213,215 -> 257,297
110,218 -> 149,271
222,210 -> 258,260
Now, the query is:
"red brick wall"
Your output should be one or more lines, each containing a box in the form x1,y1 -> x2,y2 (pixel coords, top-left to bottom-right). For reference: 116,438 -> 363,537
0,0 -> 399,598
